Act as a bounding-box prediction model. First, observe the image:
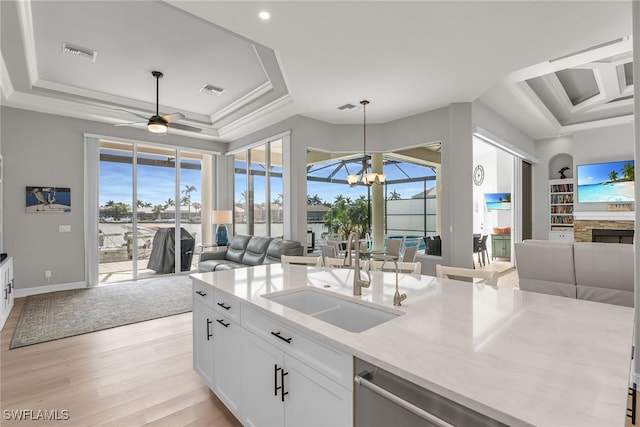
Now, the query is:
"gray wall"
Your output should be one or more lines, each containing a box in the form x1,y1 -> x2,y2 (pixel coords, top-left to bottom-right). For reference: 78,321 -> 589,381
1,106 -> 225,292
229,102 -> 537,270
5,97 -> 607,291
533,123 -> 634,239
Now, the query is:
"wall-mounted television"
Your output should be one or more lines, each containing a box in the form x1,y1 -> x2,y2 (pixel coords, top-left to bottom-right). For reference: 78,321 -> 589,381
485,193 -> 511,210
577,160 -> 634,203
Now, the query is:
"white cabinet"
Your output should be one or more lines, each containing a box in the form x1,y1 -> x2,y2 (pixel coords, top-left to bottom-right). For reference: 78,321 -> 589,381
242,328 -> 352,427
0,257 -> 14,331
284,353 -> 352,427
193,282 -> 215,388
549,231 -> 574,241
242,328 -> 285,427
241,306 -> 352,427
213,295 -> 243,420
192,279 -> 353,427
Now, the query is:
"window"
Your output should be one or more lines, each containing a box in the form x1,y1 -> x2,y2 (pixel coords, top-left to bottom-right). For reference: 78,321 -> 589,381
234,137 -> 285,237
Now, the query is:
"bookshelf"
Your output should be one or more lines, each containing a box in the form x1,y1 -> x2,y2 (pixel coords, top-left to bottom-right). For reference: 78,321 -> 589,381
549,179 -> 574,241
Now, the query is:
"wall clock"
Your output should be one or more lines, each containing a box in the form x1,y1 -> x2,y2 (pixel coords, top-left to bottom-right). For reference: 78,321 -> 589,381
473,164 -> 485,186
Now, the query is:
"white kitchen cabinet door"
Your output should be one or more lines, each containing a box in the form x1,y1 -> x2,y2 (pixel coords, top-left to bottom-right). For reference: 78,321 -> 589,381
193,299 -> 215,388
0,257 -> 14,331
213,315 -> 243,421
284,353 -> 352,427
242,330 -> 284,427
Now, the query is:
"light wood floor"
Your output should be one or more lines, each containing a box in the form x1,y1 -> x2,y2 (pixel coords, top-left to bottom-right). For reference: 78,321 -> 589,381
1,298 -> 241,426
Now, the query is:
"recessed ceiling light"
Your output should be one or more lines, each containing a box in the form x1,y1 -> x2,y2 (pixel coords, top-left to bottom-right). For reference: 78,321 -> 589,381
200,83 -> 225,96
259,10 -> 271,21
61,42 -> 97,62
337,103 -> 357,111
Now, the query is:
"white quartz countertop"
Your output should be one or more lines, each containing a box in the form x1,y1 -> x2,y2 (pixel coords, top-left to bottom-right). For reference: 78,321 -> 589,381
191,264 -> 634,426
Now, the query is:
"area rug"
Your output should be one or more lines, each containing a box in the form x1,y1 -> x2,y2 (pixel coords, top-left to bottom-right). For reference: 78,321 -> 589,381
10,275 -> 192,349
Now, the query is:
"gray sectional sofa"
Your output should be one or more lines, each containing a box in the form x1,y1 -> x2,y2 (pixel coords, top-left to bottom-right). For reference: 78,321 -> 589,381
198,235 -> 304,272
514,240 -> 633,307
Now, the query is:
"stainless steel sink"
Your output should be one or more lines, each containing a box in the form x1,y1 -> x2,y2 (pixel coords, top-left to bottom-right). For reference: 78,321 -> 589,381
264,288 -> 401,333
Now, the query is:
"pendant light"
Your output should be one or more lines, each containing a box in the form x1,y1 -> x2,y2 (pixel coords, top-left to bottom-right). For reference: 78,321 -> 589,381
347,100 -> 386,186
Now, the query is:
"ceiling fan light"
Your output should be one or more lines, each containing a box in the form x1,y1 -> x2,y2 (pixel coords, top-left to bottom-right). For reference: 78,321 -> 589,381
148,121 -> 168,134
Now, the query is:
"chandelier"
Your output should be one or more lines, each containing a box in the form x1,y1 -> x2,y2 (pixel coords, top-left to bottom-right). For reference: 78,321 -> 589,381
346,100 -> 386,186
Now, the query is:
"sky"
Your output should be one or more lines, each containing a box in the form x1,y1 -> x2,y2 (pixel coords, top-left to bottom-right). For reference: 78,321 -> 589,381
99,156 -> 435,208
99,159 -> 202,207
577,160 -> 634,186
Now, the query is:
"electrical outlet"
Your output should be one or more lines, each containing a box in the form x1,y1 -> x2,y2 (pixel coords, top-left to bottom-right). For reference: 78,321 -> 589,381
45,270 -> 51,279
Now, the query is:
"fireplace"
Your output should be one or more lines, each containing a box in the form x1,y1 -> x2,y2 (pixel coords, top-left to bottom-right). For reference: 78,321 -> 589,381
591,229 -> 634,244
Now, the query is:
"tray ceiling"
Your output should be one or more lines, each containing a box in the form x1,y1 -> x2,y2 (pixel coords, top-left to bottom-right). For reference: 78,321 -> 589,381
1,1 -> 633,142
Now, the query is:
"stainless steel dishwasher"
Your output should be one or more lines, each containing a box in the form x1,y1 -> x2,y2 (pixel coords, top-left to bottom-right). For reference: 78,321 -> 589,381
354,358 -> 508,427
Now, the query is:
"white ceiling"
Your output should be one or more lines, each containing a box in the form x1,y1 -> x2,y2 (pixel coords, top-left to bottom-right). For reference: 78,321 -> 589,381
0,1 -> 633,143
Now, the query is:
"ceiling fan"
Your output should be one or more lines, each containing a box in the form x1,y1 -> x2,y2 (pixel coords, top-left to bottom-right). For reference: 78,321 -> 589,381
114,71 -> 202,134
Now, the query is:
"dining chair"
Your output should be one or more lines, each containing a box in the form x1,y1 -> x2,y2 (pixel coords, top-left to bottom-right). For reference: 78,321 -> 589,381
435,264 -> 498,286
479,235 -> 490,266
472,234 -> 483,267
401,246 -> 417,262
281,255 -> 322,267
385,239 -> 402,258
323,256 -> 350,268
367,260 -> 422,274
320,244 -> 338,265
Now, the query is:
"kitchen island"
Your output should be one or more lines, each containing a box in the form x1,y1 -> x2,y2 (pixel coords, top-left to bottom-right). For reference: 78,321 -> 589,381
191,263 -> 633,426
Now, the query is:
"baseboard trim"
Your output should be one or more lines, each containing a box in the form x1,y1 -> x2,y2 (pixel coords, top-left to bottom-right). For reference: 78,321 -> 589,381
14,281 -> 87,298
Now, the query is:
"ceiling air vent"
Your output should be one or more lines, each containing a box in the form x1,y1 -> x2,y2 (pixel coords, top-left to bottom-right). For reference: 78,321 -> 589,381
199,84 -> 225,96
61,42 -> 97,62
337,103 -> 357,111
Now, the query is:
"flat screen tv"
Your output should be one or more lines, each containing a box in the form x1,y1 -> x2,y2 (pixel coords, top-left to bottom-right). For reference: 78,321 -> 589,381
577,160 -> 634,203
485,193 -> 511,210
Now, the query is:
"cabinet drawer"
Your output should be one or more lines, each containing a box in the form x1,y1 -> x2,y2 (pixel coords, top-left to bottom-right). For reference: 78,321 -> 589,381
213,292 -> 241,323
193,280 -> 214,309
242,305 -> 352,390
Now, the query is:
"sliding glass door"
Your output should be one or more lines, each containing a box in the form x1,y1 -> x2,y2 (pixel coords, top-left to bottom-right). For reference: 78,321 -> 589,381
97,139 -> 212,284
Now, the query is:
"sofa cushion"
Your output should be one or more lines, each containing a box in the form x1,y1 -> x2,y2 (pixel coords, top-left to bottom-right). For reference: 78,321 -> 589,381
264,239 -> 304,263
514,242 -> 576,298
225,235 -> 252,263
198,259 -> 227,272
214,261 -> 247,270
574,242 -> 633,306
242,237 -> 273,266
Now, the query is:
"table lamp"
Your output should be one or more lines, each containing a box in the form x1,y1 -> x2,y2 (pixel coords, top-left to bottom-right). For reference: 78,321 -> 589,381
212,210 -> 232,246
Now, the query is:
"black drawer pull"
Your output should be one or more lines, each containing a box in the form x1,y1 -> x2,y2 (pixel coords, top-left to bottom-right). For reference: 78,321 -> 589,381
271,331 -> 292,344
216,318 -> 230,328
195,290 -> 207,297
217,302 -> 231,310
206,319 -> 213,340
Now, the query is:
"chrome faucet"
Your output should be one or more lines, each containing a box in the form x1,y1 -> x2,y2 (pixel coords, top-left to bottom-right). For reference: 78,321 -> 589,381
380,258 -> 407,306
344,232 -> 371,296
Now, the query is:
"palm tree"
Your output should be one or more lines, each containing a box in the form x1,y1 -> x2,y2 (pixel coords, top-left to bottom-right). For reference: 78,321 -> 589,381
609,170 -> 618,182
307,194 -> 324,205
105,200 -> 130,221
152,204 -> 165,220
388,190 -> 402,200
182,185 -> 197,222
622,163 -> 634,181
